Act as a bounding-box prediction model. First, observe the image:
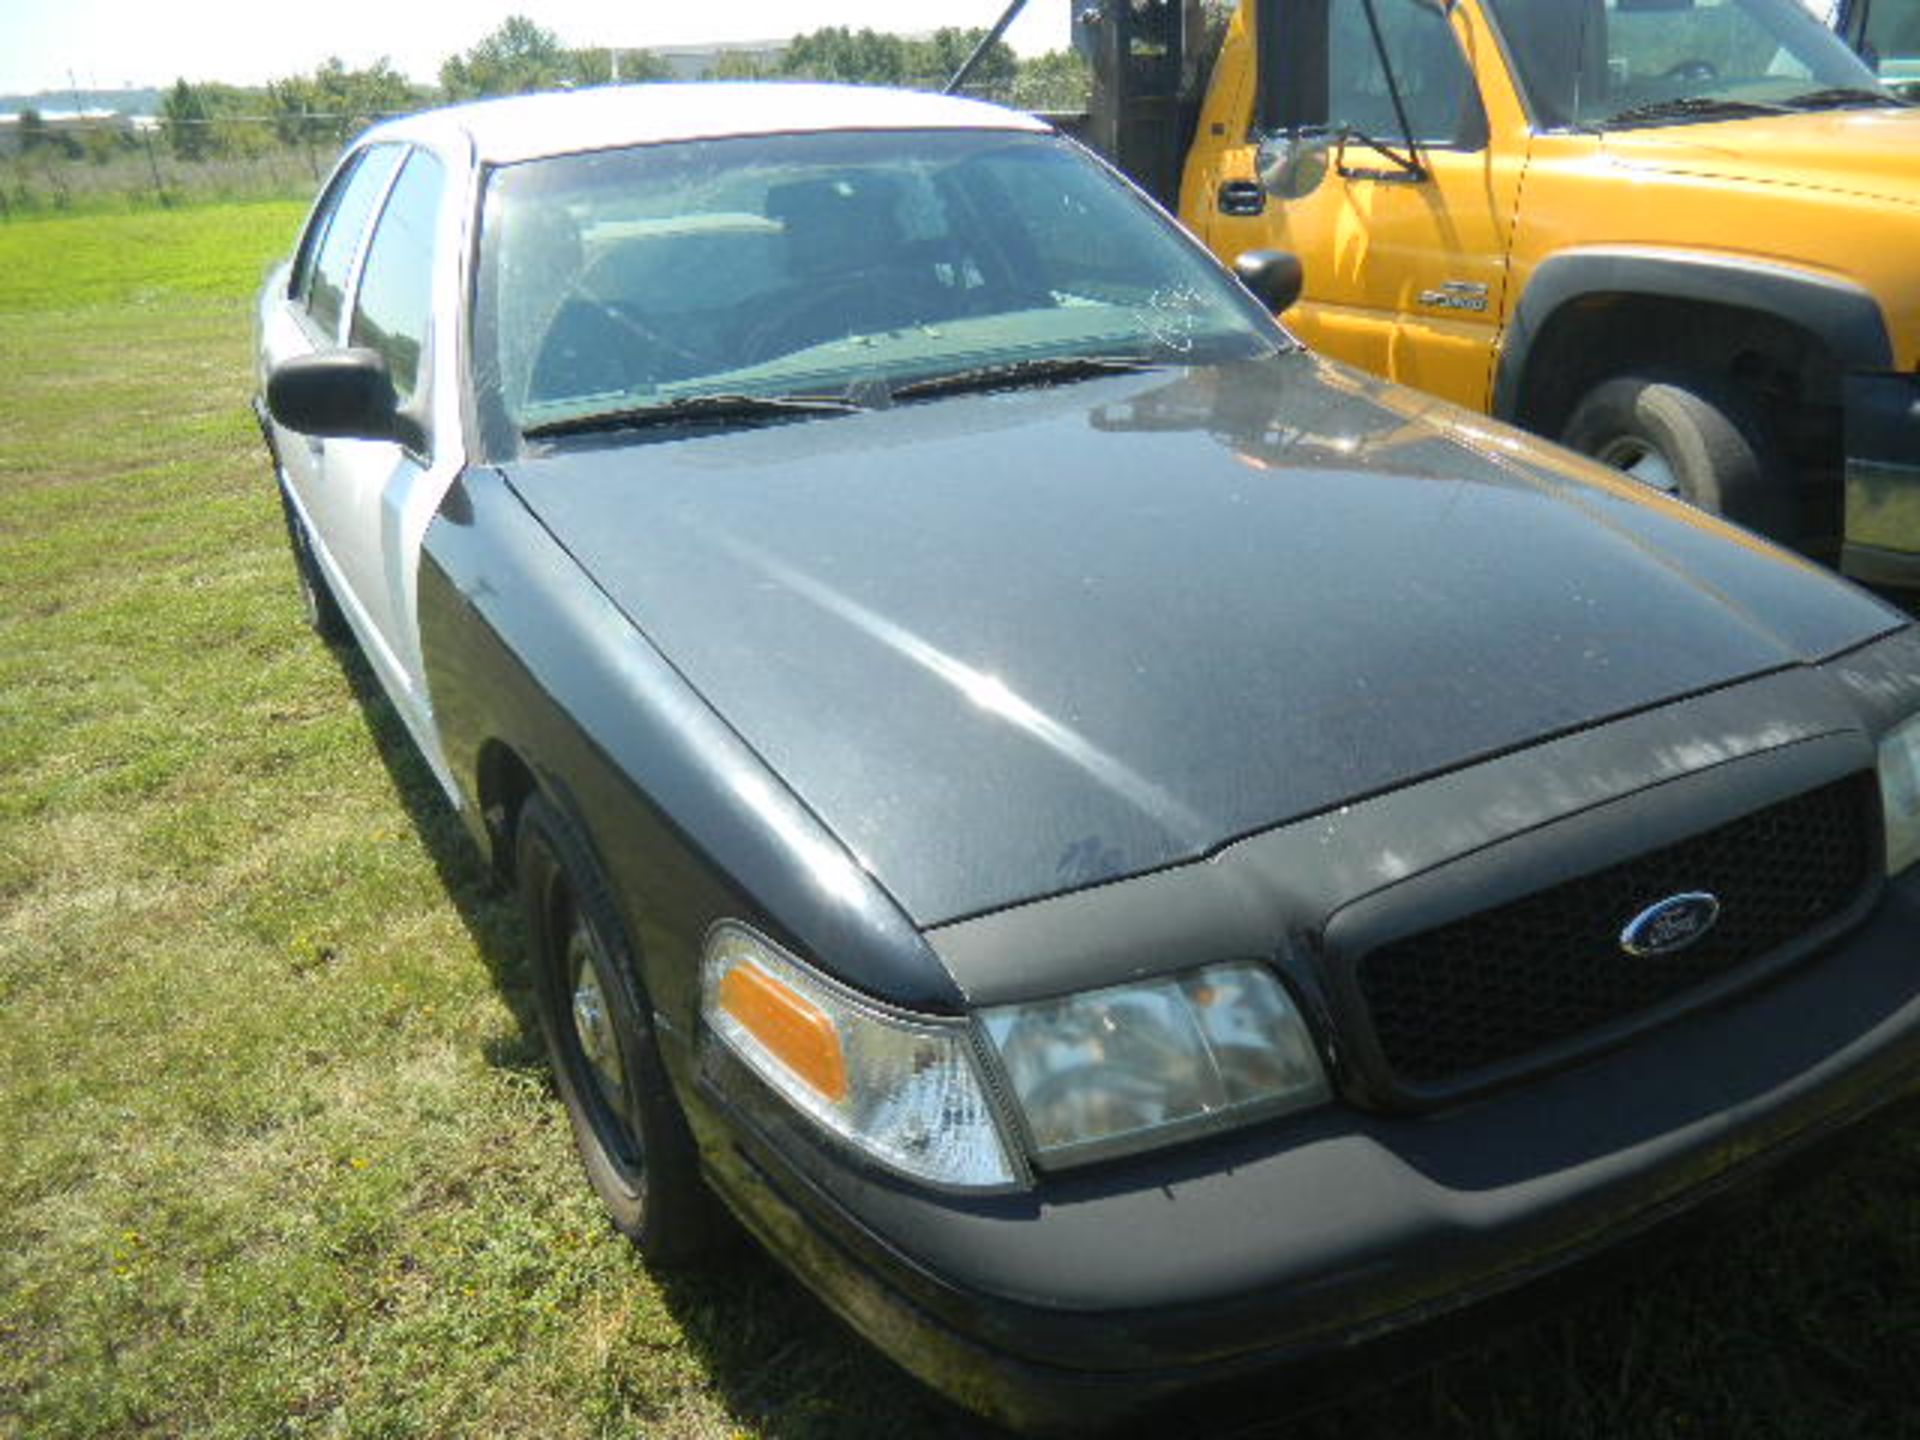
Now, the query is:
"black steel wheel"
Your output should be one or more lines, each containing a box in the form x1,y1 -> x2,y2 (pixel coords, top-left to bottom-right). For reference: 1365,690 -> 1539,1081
516,792 -> 715,1262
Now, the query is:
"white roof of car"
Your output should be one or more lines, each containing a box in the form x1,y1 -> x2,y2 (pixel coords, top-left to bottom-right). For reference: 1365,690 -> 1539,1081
369,82 -> 1050,166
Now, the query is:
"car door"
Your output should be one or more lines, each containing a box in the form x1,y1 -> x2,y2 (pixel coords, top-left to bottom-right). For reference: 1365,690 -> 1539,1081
326,146 -> 451,703
1201,0 -> 1526,410
262,142 -> 404,620
262,140 -> 463,791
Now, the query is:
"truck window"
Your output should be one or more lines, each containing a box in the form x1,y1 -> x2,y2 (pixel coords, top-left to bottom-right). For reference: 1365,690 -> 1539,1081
1327,0 -> 1486,146
1486,0 -> 1882,126
1860,0 -> 1920,92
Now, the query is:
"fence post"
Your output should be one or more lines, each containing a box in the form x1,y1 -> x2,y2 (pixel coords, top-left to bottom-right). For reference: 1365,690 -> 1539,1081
141,127 -> 166,207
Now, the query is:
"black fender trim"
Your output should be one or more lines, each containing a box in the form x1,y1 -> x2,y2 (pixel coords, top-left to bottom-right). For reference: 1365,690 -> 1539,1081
1493,248 -> 1894,421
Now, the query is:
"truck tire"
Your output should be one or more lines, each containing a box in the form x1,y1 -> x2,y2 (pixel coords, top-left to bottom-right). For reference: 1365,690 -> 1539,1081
1560,372 -> 1796,542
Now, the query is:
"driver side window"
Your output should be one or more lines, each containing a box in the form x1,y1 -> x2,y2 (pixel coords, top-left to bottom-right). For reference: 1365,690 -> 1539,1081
1327,0 -> 1486,147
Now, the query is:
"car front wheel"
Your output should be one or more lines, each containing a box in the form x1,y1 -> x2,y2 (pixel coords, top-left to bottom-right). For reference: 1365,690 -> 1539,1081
1560,371 -> 1797,544
516,792 -> 715,1262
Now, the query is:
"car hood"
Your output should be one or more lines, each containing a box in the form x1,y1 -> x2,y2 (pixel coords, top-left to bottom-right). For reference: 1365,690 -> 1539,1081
1600,107 -> 1920,208
499,353 -> 1902,927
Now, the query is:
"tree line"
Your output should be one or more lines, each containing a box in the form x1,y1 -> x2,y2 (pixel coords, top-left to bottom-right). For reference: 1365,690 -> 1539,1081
151,15 -> 1091,163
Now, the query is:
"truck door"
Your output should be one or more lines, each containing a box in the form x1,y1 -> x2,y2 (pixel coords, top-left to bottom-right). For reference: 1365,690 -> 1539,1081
1197,0 -> 1527,411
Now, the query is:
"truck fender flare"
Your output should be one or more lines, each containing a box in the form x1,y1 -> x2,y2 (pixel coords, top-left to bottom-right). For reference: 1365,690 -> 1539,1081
1492,247 -> 1893,421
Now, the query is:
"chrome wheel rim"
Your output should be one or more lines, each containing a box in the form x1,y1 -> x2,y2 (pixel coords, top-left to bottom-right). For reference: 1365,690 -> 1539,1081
1597,436 -> 1679,495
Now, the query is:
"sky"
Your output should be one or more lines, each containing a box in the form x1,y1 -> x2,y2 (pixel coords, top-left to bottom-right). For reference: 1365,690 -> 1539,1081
0,0 -> 1073,98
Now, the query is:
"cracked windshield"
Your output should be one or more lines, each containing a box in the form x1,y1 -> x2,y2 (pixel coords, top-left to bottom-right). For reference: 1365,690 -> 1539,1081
472,127 -> 1276,453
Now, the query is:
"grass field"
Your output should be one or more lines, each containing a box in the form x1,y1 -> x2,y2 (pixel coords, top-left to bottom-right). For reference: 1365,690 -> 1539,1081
2,202 -> 1918,1440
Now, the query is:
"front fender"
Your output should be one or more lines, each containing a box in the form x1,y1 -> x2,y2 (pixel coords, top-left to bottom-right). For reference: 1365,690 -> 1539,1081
1493,246 -> 1894,420
415,465 -> 963,1036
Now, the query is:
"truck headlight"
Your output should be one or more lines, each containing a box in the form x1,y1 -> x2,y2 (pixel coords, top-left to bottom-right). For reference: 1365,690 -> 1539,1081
981,963 -> 1329,1165
1881,714 -> 1920,876
700,924 -> 1019,1189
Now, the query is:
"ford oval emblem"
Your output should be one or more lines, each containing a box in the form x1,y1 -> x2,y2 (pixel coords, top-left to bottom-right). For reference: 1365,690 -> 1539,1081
1620,892 -> 1721,957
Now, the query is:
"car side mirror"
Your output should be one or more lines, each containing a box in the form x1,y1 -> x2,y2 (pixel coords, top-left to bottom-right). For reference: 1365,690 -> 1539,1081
1256,131 -> 1333,201
267,348 -> 399,441
1233,250 -> 1305,314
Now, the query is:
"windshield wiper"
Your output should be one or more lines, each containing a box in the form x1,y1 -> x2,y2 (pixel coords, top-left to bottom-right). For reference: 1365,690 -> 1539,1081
1594,95 -> 1789,129
887,355 -> 1163,403
523,391 -> 864,440
1334,124 -> 1424,182
1779,86 -> 1909,110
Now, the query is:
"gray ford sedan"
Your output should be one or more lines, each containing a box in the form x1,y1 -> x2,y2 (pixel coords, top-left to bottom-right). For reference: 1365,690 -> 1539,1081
254,82 -> 1920,1434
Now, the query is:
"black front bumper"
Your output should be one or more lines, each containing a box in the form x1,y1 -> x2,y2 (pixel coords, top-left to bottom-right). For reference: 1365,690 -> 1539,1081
1843,371 -> 1920,588
688,868 -> 1920,1435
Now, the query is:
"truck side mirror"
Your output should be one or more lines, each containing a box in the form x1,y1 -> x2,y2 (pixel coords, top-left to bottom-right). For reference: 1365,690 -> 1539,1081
267,348 -> 399,441
1233,250 -> 1305,314
1256,131 -> 1333,200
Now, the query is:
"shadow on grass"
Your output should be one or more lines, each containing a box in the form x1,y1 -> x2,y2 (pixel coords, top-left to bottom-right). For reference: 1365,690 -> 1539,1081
327,637 -> 541,1071
317,631 -> 1920,1440
323,635 -> 1006,1438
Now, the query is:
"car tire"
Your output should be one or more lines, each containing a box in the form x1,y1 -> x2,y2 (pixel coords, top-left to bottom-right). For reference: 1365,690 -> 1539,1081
516,792 -> 716,1264
275,483 -> 350,644
1559,371 -> 1797,543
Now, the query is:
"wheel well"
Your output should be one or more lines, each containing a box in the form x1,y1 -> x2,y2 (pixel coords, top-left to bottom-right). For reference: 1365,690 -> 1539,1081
1510,292 -> 1847,542
475,739 -> 538,884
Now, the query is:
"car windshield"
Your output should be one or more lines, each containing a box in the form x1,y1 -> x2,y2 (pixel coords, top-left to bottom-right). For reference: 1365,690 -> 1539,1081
471,127 -> 1279,455
1483,0 -> 1897,128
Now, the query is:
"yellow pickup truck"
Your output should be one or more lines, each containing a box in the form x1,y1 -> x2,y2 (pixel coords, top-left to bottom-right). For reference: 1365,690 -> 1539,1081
1057,0 -> 1919,583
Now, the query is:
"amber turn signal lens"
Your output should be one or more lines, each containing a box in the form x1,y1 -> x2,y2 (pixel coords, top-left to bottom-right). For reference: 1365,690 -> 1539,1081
719,961 -> 849,1102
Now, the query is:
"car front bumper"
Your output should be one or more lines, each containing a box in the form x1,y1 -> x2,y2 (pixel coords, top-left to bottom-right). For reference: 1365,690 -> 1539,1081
1843,371 -> 1920,588
688,865 -> 1920,1435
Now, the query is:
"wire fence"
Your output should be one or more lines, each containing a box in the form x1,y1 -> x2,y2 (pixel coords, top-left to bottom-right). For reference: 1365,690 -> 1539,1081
0,113 -> 409,217
0,69 -> 1087,219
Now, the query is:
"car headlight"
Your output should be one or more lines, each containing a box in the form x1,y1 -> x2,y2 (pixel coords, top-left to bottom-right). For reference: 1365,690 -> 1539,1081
1881,714 -> 1920,877
700,924 -> 1019,1189
981,962 -> 1330,1166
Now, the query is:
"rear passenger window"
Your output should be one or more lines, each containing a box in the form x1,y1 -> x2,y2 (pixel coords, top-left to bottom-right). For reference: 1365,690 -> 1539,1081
305,145 -> 403,341
350,150 -> 445,410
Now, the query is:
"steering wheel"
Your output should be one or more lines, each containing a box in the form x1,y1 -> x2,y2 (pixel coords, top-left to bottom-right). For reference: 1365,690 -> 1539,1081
1661,57 -> 1720,81
738,272 -> 930,367
583,290 -> 713,374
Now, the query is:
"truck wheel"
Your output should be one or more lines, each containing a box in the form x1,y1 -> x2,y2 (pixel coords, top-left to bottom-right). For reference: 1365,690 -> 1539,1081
1560,372 -> 1795,542
517,792 -> 717,1264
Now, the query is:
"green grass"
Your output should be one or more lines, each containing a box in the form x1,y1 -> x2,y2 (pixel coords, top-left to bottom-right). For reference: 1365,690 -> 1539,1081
0,201 -> 308,313
2,200 -> 1918,1440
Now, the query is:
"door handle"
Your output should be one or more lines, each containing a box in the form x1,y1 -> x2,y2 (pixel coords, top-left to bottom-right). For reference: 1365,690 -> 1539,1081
1217,180 -> 1266,217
